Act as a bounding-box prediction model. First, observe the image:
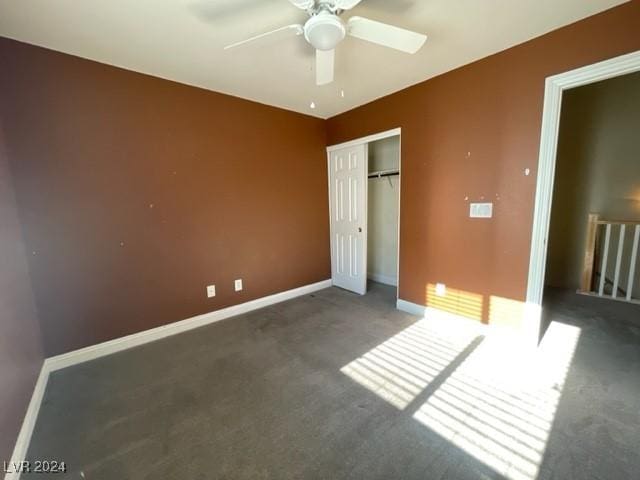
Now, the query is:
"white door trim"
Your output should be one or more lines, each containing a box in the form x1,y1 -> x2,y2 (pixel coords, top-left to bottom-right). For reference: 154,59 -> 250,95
327,128 -> 402,298
526,50 -> 640,320
327,128 -> 401,152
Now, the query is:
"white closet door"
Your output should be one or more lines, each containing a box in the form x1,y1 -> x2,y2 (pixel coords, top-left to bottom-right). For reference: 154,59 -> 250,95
328,144 -> 367,295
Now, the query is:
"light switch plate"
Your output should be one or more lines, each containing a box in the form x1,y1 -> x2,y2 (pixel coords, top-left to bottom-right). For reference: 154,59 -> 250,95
206,285 -> 216,298
470,203 -> 493,218
234,279 -> 243,292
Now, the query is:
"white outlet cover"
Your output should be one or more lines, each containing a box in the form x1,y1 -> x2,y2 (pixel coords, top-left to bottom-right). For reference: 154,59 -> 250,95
234,279 -> 243,291
206,285 -> 216,298
435,283 -> 447,296
470,202 -> 493,218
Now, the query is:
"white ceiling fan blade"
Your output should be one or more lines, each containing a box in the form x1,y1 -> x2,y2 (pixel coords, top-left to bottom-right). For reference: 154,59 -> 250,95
316,49 -> 335,86
347,16 -> 427,54
333,0 -> 363,10
224,24 -> 303,50
287,0 -> 315,10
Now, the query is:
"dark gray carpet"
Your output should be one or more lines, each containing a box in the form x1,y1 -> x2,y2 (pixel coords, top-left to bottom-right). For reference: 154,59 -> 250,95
537,288 -> 640,480
24,283 -> 640,479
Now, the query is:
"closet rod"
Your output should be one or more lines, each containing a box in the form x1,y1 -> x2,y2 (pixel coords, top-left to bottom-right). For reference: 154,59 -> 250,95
368,171 -> 399,179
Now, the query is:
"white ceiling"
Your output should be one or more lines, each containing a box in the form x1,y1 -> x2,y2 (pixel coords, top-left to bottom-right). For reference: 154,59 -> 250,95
0,0 -> 628,118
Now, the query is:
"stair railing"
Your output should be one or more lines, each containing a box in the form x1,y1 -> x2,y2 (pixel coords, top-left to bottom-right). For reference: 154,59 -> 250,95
579,213 -> 640,303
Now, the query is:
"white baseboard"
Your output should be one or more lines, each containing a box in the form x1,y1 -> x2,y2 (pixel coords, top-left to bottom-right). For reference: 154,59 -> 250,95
367,272 -> 398,287
396,298 -> 426,317
5,279 -> 332,480
46,279 -> 332,372
397,298 -> 540,347
4,366 -> 49,480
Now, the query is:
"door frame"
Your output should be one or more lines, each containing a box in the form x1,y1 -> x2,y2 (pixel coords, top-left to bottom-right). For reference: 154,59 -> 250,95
526,50 -> 640,333
327,127 -> 402,298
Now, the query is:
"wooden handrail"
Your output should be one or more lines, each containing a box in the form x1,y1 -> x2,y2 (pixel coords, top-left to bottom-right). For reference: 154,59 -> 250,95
595,220 -> 640,225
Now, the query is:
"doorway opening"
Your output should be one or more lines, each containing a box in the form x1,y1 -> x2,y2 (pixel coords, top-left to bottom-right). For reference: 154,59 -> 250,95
326,128 -> 401,300
542,71 -> 640,335
545,72 -> 640,301
527,50 -> 640,342
367,136 -> 400,289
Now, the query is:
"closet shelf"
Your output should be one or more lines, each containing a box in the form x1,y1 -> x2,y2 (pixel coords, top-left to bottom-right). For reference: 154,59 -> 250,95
368,169 -> 399,179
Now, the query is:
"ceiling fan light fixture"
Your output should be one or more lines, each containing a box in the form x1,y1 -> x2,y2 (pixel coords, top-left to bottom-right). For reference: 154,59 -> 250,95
304,12 -> 346,51
226,0 -> 429,87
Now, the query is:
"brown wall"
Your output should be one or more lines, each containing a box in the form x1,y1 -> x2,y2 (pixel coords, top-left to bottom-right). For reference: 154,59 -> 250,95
0,38 -> 330,356
0,120 -> 43,461
326,1 -> 640,324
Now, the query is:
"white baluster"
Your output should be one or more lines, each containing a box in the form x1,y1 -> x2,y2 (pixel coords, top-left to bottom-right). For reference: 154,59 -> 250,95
612,224 -> 626,299
627,225 -> 640,302
598,224 -> 611,297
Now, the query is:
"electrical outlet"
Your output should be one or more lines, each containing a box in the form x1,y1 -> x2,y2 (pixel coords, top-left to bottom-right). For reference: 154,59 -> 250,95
435,283 -> 447,297
206,285 -> 216,298
234,279 -> 243,292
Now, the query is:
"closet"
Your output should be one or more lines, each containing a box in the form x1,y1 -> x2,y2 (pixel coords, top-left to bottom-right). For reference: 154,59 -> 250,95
327,130 -> 401,296
367,136 -> 400,288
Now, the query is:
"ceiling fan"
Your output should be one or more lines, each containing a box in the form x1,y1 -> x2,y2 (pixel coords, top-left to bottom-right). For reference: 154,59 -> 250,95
224,0 -> 427,86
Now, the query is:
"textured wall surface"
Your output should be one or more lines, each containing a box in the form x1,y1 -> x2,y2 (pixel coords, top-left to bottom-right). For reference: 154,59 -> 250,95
0,122 -> 43,462
0,38 -> 330,356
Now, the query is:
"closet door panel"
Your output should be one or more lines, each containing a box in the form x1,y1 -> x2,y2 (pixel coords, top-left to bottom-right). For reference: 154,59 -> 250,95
328,144 -> 367,295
